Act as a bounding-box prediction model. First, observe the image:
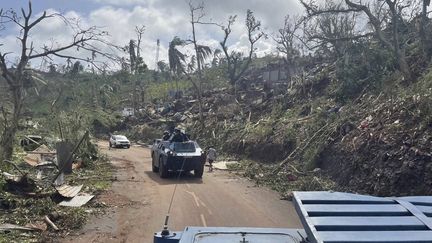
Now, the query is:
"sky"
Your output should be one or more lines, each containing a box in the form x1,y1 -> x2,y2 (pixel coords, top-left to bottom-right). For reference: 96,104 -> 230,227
0,0 -> 303,70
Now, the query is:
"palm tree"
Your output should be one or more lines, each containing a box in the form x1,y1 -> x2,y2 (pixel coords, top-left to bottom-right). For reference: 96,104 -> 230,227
187,55 -> 197,73
196,45 -> 212,70
157,61 -> 169,73
212,48 -> 222,67
168,37 -> 186,75
168,36 -> 187,93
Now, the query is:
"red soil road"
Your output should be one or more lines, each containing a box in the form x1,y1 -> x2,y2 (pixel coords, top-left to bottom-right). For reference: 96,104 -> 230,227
62,142 -> 302,243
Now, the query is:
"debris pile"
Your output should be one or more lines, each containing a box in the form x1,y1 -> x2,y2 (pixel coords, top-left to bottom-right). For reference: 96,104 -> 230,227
233,160 -> 337,200
321,91 -> 432,196
0,131 -> 107,241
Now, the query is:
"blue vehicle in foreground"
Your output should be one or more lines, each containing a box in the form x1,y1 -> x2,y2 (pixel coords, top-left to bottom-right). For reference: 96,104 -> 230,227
154,191 -> 432,243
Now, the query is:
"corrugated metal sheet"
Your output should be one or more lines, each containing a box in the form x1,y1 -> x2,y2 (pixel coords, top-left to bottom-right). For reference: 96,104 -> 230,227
55,184 -> 83,198
293,191 -> 432,243
59,193 -> 94,207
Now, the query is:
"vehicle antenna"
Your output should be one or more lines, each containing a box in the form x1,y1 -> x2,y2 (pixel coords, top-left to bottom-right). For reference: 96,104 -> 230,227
161,157 -> 187,236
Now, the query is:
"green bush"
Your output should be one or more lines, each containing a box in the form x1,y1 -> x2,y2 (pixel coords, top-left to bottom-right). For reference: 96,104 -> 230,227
333,41 -> 393,102
303,143 -> 326,171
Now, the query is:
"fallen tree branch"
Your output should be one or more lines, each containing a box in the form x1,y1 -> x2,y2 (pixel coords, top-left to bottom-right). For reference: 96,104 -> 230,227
288,164 -> 307,176
273,123 -> 329,174
24,135 -> 42,146
44,216 -> 59,231
3,160 -> 26,176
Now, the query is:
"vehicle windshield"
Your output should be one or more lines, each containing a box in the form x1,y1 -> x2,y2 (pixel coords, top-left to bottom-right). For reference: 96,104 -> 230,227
114,135 -> 127,140
171,142 -> 196,152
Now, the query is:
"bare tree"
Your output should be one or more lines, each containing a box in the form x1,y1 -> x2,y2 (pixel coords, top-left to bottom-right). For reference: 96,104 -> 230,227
420,0 -> 431,57
0,2 -> 112,161
301,0 -> 370,60
300,0 -> 414,82
129,25 -> 146,75
128,25 -> 147,111
187,1 -> 216,128
274,15 -> 302,80
220,10 -> 266,86
345,0 -> 413,82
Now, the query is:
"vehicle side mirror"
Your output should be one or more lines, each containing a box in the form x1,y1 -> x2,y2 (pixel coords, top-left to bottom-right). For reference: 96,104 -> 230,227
161,146 -> 165,150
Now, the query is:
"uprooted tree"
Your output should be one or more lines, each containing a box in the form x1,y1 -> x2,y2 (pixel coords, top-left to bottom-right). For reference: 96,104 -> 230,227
0,1 -> 112,162
220,10 -> 266,86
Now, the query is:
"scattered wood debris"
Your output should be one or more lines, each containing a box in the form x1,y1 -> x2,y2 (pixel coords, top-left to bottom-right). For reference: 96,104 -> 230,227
44,216 -> 59,231
0,223 -> 41,232
24,144 -> 56,167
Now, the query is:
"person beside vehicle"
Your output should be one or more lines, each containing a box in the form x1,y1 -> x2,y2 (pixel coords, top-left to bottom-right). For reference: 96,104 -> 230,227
206,147 -> 217,172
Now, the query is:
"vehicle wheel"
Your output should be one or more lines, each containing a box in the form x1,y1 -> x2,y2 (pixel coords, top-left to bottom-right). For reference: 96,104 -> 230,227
159,157 -> 169,178
194,165 -> 204,178
126,145 -> 130,149
152,156 -> 159,173
109,142 -> 112,148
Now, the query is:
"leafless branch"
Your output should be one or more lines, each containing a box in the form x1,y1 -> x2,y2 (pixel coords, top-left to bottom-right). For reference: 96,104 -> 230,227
300,0 -> 361,17
219,9 -> 265,85
309,32 -> 373,42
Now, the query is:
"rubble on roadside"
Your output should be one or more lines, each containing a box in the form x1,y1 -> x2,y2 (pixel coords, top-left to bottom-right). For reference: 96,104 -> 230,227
0,132 -> 108,241
212,161 -> 239,170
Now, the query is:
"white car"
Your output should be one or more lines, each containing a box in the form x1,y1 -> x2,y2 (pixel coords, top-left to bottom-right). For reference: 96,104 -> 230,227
109,135 -> 131,149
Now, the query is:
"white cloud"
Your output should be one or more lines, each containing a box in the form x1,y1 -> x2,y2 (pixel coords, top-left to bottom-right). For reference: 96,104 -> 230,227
91,0 -> 149,6
0,1 -> 304,70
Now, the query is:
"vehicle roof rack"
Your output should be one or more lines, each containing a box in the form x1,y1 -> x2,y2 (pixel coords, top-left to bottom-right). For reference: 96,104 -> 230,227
293,191 -> 432,243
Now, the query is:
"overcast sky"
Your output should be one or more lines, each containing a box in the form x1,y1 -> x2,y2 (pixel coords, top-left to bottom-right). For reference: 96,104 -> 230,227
0,0 -> 303,70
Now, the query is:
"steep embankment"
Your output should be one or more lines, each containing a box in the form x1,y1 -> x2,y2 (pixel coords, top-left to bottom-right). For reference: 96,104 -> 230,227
138,65 -> 432,197
187,69 -> 432,196
321,74 -> 432,196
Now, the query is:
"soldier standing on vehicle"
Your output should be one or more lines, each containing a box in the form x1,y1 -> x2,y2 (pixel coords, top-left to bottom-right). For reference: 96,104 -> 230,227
170,128 -> 185,142
162,131 -> 170,141
206,147 -> 217,172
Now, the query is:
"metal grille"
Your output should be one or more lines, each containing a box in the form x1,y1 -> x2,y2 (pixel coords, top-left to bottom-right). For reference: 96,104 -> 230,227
293,191 -> 432,243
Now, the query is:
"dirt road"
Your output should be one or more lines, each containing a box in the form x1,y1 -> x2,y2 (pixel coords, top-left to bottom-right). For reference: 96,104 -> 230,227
64,143 -> 301,243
